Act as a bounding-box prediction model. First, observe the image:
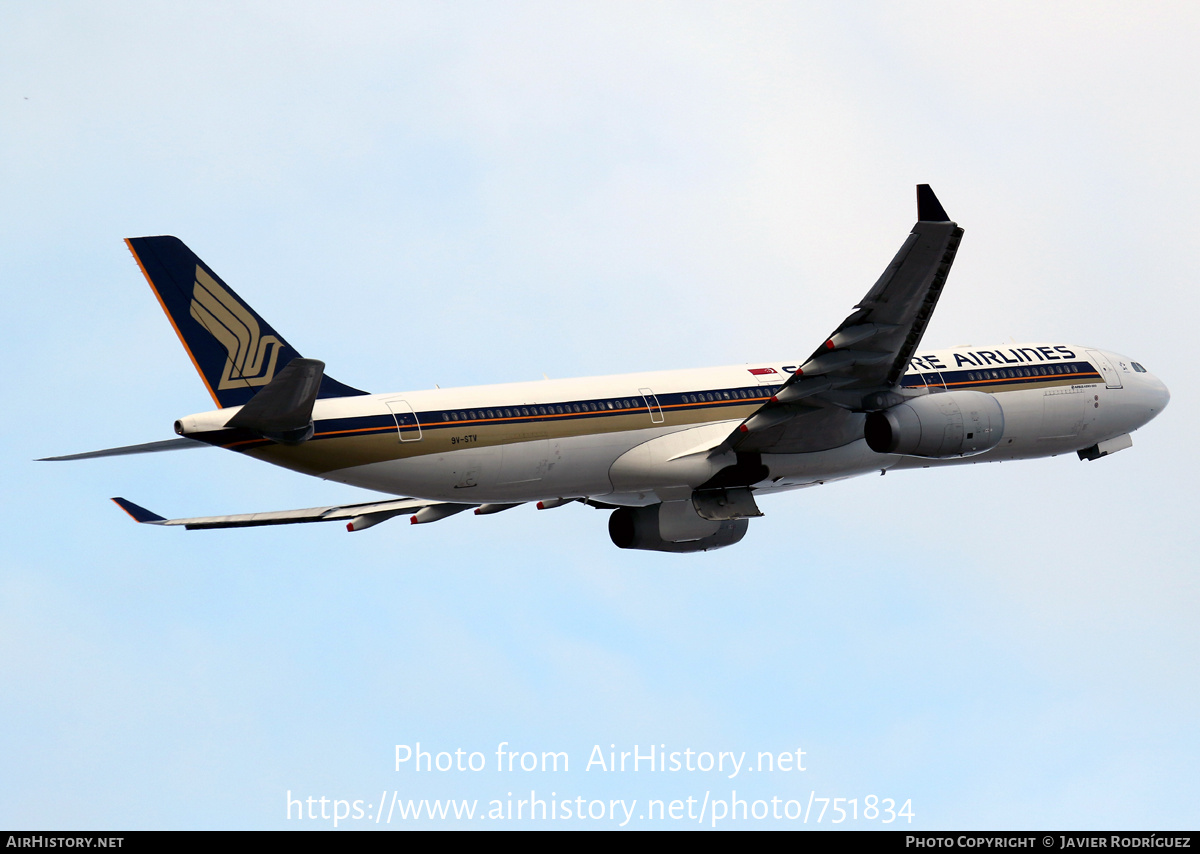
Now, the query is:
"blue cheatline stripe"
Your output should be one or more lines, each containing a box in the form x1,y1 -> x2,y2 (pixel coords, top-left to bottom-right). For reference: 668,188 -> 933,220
216,386 -> 780,451
214,364 -> 1103,452
902,361 -> 1102,391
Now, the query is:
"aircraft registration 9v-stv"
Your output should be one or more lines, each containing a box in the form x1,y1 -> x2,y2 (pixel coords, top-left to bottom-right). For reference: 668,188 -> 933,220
43,186 -> 1169,552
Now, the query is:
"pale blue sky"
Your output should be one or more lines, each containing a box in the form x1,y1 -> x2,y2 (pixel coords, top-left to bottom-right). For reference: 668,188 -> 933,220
2,2 -> 1197,829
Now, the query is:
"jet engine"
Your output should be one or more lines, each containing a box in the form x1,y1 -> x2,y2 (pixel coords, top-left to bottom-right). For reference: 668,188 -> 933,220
608,502 -> 749,553
864,390 -> 1004,459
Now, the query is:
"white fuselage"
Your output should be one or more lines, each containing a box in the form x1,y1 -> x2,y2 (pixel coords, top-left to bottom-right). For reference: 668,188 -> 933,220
177,343 -> 1169,509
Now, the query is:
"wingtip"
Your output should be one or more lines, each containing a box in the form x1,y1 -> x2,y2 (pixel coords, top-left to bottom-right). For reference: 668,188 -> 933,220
916,184 -> 951,222
111,497 -> 166,524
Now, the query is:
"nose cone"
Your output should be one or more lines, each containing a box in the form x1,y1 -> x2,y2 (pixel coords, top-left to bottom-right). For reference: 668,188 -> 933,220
1127,369 -> 1170,433
1148,374 -> 1170,415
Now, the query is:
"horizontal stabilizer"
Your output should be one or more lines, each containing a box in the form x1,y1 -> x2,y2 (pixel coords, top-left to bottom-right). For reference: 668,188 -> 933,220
111,495 -> 450,530
39,437 -> 208,461
225,357 -> 325,442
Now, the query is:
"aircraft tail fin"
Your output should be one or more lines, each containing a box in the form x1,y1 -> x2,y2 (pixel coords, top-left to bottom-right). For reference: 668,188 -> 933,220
125,236 -> 367,408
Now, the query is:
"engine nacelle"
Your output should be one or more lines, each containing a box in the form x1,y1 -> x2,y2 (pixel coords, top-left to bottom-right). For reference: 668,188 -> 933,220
608,502 -> 749,553
864,390 -> 1004,459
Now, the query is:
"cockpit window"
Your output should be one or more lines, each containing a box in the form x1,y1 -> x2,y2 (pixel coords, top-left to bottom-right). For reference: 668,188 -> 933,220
1132,362 -> 1147,373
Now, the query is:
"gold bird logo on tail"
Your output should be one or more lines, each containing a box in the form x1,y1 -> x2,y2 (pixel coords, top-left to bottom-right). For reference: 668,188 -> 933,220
189,266 -> 282,389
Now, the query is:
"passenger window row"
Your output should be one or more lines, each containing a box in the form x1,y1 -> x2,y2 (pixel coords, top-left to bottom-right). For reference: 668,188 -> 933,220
680,387 -> 771,404
962,362 -> 1091,382
436,386 -> 773,424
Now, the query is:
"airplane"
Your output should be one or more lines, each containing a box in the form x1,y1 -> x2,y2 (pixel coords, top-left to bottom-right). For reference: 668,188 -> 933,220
42,186 -> 1169,552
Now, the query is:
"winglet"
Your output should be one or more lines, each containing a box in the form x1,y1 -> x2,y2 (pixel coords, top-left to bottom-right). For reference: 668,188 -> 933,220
916,184 -> 950,222
111,497 -> 167,524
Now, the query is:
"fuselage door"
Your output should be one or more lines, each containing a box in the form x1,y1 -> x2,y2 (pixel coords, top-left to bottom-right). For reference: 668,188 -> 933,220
639,388 -> 665,424
921,370 -> 947,393
751,367 -> 782,386
385,399 -> 423,442
1086,350 -> 1123,389
903,367 -> 946,395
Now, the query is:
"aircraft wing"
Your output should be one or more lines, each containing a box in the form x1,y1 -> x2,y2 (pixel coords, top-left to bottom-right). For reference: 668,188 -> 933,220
732,184 -> 964,455
111,496 -> 473,531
